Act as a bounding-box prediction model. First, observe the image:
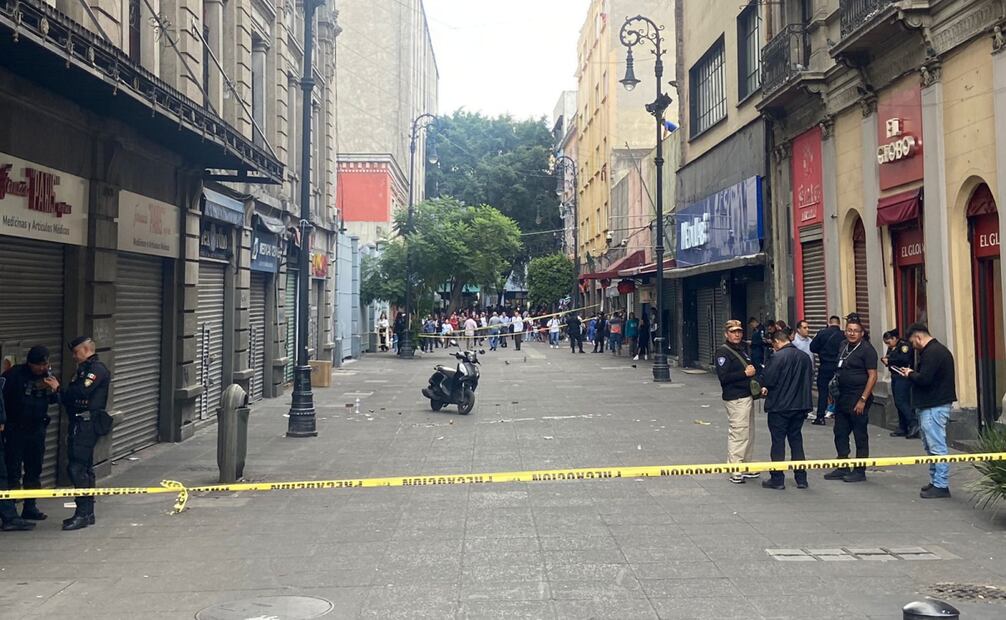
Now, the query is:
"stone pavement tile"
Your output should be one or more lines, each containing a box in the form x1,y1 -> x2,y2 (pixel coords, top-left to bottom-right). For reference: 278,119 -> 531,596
543,546 -> 627,567
630,561 -> 725,580
358,582 -> 459,618
0,579 -> 73,616
461,560 -> 546,586
546,562 -> 636,583
618,543 -> 710,564
467,489 -> 530,509
745,594 -> 859,619
553,597 -> 658,620
457,599 -> 557,619
463,536 -> 539,554
549,578 -> 648,602
459,580 -> 551,602
639,577 -> 744,599
650,596 -> 763,620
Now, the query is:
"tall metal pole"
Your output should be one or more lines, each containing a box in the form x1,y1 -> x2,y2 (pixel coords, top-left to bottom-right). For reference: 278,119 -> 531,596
619,15 -> 672,383
287,0 -> 321,436
399,113 -> 436,358
555,155 -> 579,309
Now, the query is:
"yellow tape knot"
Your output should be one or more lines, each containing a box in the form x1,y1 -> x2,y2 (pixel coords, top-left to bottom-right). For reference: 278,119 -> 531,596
160,480 -> 189,514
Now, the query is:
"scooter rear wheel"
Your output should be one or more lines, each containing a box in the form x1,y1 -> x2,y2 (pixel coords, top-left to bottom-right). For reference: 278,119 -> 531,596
430,400 -> 445,411
457,387 -> 475,415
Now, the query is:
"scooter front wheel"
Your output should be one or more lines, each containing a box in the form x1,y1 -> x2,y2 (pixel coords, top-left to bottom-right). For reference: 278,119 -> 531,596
457,387 -> 475,415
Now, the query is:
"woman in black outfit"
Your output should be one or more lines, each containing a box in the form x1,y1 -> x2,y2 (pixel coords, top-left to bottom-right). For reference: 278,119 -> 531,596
823,319 -> 878,483
635,314 -> 650,360
593,313 -> 608,353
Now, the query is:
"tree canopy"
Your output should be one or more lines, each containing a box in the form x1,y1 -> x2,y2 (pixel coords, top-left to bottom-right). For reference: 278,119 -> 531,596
527,253 -> 574,310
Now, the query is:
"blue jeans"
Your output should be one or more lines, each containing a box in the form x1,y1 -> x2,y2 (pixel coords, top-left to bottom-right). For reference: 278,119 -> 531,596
549,332 -> 559,346
918,404 -> 951,488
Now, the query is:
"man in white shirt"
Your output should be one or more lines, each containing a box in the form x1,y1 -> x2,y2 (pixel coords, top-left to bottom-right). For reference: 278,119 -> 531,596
791,320 -> 814,362
511,312 -> 525,351
488,312 -> 502,351
548,316 -> 561,348
464,315 -> 479,349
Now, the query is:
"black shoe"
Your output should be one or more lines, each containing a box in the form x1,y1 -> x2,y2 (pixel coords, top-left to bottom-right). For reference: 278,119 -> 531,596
843,470 -> 867,483
824,467 -> 850,480
21,506 -> 47,521
796,480 -> 809,489
62,514 -> 94,531
890,430 -> 906,437
920,486 -> 951,499
2,517 -> 36,531
921,483 -> 934,492
761,480 -> 785,490
811,419 -> 827,426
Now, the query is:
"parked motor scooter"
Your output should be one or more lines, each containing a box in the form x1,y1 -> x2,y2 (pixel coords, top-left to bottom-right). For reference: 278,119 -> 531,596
421,341 -> 482,414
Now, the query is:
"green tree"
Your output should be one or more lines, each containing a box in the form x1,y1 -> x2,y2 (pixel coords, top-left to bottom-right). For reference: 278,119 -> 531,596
527,253 -> 574,309
425,110 -> 561,262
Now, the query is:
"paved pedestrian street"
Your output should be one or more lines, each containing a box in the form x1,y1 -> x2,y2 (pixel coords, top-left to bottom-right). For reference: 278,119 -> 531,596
3,343 -> 1005,620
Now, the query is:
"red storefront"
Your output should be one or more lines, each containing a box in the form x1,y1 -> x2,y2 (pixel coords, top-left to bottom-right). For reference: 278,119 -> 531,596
875,83 -> 925,332
968,184 -> 1003,426
791,126 -> 826,329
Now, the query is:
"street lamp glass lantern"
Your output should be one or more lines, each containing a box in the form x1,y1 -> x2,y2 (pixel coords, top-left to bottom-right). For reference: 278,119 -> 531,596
620,49 -> 640,91
427,138 -> 439,165
555,170 -> 564,197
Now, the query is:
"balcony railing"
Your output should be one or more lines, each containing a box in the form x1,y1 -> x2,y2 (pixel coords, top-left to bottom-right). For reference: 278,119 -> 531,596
761,24 -> 811,96
840,0 -> 895,37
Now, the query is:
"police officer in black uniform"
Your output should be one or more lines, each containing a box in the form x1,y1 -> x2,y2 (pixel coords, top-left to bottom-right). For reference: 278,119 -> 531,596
2,345 -> 60,521
0,377 -> 36,531
882,329 -> 919,438
61,336 -> 111,531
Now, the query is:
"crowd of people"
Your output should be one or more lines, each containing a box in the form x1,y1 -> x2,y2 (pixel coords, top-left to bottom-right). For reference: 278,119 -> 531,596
716,314 -> 957,498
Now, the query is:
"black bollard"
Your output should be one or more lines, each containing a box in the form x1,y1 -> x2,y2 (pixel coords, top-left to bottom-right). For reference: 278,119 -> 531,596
903,599 -> 960,620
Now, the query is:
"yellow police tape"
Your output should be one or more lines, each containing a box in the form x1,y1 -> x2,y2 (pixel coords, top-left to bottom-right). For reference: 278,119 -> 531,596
417,304 -> 601,338
1,452 -> 1003,514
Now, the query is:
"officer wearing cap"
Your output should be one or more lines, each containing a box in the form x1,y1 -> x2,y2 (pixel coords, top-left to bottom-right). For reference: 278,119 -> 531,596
2,345 -> 60,521
0,374 -> 36,531
60,336 -> 111,531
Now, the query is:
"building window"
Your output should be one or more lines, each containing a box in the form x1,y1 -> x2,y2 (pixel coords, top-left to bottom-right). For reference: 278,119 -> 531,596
737,3 -> 760,100
689,37 -> 727,138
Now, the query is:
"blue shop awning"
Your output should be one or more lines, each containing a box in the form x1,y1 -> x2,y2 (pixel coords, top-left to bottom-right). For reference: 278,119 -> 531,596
203,189 -> 245,226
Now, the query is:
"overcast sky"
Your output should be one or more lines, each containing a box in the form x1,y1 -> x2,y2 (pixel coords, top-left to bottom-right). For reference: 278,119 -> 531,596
423,0 -> 590,122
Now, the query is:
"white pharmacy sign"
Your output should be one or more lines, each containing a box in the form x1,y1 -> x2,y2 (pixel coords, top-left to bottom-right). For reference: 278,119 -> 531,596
0,153 -> 89,246
118,190 -> 181,258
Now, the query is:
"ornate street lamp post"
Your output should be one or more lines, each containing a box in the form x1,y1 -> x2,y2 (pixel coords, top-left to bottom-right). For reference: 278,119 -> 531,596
619,14 -> 673,383
553,154 -> 579,309
398,113 -> 438,358
287,0 -> 326,436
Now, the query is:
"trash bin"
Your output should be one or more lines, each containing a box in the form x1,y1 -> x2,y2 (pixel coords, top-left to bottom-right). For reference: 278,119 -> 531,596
217,384 -> 250,484
903,599 -> 960,620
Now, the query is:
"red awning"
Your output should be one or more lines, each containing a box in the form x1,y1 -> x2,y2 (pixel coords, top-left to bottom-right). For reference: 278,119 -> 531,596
877,189 -> 922,226
618,258 -> 676,278
581,250 -> 646,280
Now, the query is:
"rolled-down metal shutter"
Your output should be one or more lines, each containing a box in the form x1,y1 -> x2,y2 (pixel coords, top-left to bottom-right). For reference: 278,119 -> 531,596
197,262 -> 226,420
284,270 -> 296,382
0,238 -> 64,487
111,254 -> 164,457
853,219 -> 870,331
801,239 -> 827,331
249,272 -> 267,402
696,287 -> 715,367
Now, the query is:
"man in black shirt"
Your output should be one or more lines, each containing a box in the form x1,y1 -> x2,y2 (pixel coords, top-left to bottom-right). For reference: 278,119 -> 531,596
0,379 -> 35,531
760,330 -> 814,489
566,313 -> 584,353
823,319 -> 878,483
715,320 -> 761,485
894,323 -> 956,498
810,315 -> 845,425
748,318 -> 766,366
882,329 -> 918,438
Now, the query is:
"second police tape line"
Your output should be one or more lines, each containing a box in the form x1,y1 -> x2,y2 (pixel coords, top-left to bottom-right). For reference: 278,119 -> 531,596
1,452 -> 1003,514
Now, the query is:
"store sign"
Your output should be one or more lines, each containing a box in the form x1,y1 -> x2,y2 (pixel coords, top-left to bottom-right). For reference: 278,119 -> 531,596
675,176 -> 763,268
0,153 -> 88,246
117,190 -> 180,258
894,225 -> 925,267
311,251 -> 329,278
877,85 -> 923,190
251,230 -> 281,272
791,127 -> 823,228
972,213 -> 1000,259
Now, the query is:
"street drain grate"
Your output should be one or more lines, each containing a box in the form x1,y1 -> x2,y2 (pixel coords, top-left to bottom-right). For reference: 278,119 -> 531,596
195,595 -> 334,620
929,583 -> 1006,602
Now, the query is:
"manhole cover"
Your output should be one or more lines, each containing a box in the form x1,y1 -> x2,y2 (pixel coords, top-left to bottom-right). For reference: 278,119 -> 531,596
929,583 -> 1006,602
195,595 -> 333,620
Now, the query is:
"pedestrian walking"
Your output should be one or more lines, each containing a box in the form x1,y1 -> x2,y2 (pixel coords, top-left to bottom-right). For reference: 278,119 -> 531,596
592,312 -> 607,353
464,314 -> 478,350
635,313 -> 650,360
609,312 -> 623,355
440,318 -> 453,347
0,375 -> 35,531
548,315 -> 561,348
1,345 -> 59,522
760,330 -> 813,490
393,312 -> 406,353
893,323 -> 956,498
488,312 -> 501,351
714,320 -> 761,484
377,312 -> 390,352
566,313 -> 584,353
810,315 -> 845,425
61,337 -> 111,530
500,312 -> 511,348
512,312 -> 524,351
625,312 -> 639,358
823,319 -> 878,484
882,329 -> 919,438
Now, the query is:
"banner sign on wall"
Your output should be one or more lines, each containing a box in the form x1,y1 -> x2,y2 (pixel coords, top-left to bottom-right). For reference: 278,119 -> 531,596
251,229 -> 281,272
876,84 -> 923,191
117,190 -> 180,258
0,153 -> 88,246
791,127 -> 823,228
675,176 -> 763,268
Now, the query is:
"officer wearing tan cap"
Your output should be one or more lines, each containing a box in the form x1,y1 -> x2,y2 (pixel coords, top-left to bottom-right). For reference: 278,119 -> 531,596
714,320 -> 761,484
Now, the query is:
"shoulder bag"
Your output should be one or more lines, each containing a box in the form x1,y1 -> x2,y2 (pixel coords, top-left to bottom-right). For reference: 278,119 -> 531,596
724,346 -> 762,400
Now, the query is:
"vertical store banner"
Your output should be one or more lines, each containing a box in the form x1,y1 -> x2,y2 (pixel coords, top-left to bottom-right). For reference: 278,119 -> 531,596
0,153 -> 88,246
791,127 -> 823,228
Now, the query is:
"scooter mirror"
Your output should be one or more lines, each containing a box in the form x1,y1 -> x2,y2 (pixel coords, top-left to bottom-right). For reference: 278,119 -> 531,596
478,350 -> 485,355
449,339 -> 458,346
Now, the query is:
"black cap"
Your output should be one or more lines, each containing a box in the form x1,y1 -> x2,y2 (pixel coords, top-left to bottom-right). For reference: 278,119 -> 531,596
67,336 -> 92,351
26,346 -> 49,364
845,312 -> 861,322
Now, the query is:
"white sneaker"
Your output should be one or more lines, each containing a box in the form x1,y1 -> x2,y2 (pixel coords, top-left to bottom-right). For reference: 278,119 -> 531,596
825,411 -> 834,419
633,355 -> 639,361
729,474 -> 745,484
806,412 -> 816,420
